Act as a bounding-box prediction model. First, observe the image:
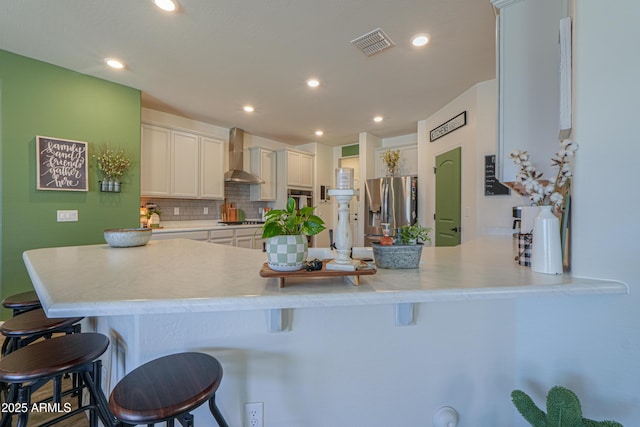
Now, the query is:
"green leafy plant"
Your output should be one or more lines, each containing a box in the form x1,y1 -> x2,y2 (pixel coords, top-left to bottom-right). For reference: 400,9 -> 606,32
398,223 -> 432,245
511,386 -> 623,427
146,207 -> 161,219
261,197 -> 325,238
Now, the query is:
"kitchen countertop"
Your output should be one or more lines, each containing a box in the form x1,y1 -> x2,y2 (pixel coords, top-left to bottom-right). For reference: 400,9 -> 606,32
150,220 -> 263,233
23,236 -> 627,318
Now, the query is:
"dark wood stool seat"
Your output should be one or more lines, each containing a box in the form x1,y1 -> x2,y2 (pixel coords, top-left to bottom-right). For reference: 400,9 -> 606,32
0,333 -> 112,427
2,290 -> 41,316
0,307 -> 83,355
109,352 -> 229,426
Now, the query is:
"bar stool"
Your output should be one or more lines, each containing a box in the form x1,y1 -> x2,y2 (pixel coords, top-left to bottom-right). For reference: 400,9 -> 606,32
108,352 -> 230,426
0,332 -> 112,427
0,308 -> 83,356
2,290 -> 41,316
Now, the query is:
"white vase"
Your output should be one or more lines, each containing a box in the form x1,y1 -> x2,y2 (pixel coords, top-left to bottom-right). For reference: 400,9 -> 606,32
531,205 -> 563,275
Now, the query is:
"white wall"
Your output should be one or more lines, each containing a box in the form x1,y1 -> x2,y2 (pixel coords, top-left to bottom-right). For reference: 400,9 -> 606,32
514,1 -> 640,424
418,80 -> 527,242
99,300 -> 518,427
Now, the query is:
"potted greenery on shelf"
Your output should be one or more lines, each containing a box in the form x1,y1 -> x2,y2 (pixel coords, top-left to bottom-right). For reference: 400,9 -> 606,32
93,145 -> 132,192
372,223 -> 432,269
261,197 -> 325,272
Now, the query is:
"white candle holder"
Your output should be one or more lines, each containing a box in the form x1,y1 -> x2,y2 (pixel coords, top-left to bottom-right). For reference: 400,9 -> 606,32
326,189 -> 360,271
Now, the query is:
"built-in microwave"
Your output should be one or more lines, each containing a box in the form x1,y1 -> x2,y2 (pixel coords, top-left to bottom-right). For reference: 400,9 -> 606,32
287,189 -> 313,211
287,189 -> 314,247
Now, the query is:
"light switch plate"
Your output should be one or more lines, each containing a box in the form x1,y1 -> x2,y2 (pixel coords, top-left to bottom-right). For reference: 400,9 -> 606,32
57,210 -> 78,222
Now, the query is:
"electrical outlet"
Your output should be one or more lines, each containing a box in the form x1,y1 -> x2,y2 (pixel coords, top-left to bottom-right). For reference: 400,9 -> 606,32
244,402 -> 263,427
174,207 -> 180,215
204,207 -> 209,215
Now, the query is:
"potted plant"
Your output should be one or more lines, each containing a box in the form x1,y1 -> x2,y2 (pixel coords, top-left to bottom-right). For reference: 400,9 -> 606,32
261,197 -> 325,271
372,223 -> 432,269
398,223 -> 432,245
511,386 -> 622,427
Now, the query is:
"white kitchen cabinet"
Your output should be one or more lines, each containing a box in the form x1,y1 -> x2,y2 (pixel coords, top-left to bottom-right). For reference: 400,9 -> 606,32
492,0 -> 566,183
200,136 -> 225,199
235,227 -> 263,249
171,131 -> 199,198
141,124 -> 172,197
375,145 -> 418,177
209,229 -> 235,246
209,227 -> 263,249
141,123 -> 225,200
249,147 -> 276,201
278,149 -> 314,188
151,230 -> 210,241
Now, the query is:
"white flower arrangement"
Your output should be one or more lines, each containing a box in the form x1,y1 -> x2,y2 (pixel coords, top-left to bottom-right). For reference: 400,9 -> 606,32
509,140 -> 578,210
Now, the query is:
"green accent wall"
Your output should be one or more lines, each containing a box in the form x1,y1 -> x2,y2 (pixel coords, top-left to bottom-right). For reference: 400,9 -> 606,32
0,50 -> 141,318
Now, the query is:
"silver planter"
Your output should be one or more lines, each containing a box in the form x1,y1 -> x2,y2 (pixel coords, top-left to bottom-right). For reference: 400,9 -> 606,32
371,243 -> 423,269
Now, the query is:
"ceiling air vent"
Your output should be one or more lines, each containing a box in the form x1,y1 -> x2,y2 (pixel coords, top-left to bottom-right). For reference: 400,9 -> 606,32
351,28 -> 395,57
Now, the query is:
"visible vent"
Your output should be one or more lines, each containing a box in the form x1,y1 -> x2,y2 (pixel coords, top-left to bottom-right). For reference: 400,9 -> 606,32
351,28 -> 395,56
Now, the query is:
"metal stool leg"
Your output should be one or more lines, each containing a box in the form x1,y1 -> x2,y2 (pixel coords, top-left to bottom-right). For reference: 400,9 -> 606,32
208,394 -> 230,427
15,385 -> 31,427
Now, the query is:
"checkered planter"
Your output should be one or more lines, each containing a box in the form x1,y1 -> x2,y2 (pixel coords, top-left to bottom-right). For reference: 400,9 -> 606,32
266,235 -> 308,272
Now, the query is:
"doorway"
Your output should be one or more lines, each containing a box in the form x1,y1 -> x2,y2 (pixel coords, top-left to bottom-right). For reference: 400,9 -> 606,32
338,156 -> 362,247
435,147 -> 461,246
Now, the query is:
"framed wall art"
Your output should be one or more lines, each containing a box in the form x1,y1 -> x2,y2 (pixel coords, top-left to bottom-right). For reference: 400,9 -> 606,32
36,135 -> 88,191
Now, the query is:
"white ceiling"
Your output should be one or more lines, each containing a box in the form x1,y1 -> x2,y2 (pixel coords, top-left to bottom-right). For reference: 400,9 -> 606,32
0,0 -> 497,146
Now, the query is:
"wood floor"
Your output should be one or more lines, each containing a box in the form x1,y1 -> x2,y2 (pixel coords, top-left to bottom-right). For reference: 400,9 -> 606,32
0,335 -> 90,427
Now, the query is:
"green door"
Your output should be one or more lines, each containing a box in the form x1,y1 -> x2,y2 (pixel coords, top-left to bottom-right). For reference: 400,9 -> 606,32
435,147 -> 461,246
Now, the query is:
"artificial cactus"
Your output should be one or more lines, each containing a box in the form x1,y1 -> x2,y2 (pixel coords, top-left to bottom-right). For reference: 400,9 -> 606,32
511,386 -> 623,427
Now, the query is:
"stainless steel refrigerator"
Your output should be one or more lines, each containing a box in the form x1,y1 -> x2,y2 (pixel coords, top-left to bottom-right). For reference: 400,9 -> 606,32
364,176 -> 418,246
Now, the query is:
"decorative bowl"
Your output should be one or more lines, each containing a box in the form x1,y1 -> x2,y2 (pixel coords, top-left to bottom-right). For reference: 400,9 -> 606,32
104,228 -> 152,248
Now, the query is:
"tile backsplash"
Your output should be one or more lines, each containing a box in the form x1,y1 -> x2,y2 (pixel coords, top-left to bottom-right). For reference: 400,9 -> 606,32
141,184 -> 270,222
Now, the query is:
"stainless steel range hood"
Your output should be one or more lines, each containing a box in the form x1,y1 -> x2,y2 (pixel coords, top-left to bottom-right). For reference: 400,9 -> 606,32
224,128 -> 264,184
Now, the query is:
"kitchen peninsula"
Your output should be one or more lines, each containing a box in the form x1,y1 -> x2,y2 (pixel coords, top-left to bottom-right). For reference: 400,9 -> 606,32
23,237 -> 626,319
22,238 -> 627,426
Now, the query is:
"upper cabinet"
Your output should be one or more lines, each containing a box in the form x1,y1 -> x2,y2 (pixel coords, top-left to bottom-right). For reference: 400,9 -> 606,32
493,0 -> 567,183
171,130 -> 200,198
278,149 -> 314,188
200,136 -> 225,199
141,123 -> 224,199
249,147 -> 277,201
141,124 -> 172,197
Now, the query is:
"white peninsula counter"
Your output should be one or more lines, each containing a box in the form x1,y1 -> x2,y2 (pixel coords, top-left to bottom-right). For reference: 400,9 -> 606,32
23,236 -> 626,319
22,237 -> 628,426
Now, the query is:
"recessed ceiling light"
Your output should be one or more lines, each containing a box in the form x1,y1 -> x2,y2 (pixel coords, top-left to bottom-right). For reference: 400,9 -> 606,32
373,116 -> 383,123
105,58 -> 125,69
307,79 -> 320,88
243,105 -> 255,113
315,130 -> 324,136
411,33 -> 430,47
153,0 -> 177,12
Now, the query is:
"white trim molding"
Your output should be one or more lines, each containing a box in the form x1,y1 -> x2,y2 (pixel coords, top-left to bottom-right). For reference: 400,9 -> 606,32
491,0 -> 525,9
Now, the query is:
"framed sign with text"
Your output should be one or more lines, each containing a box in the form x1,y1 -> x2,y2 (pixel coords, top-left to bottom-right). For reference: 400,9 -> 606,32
430,111 -> 467,142
36,136 -> 89,191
